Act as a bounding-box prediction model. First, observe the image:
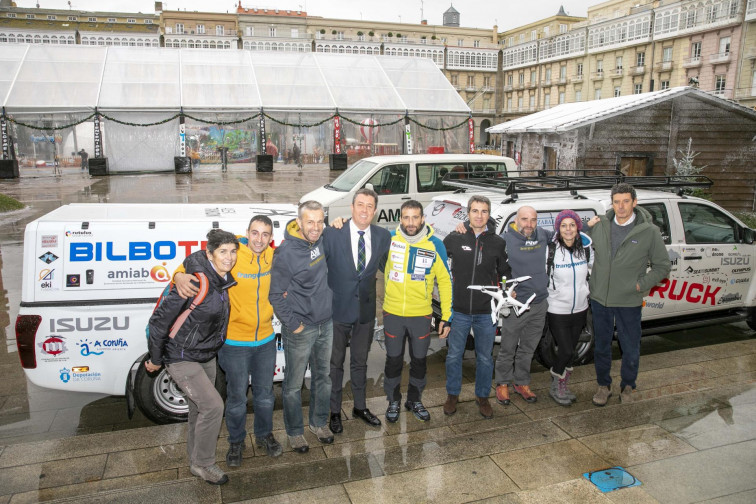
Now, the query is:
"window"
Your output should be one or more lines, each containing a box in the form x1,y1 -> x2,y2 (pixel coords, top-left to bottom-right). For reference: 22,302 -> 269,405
127,18 -> 136,24
366,165 -> 409,195
26,14 -> 35,19
196,24 -> 205,34
634,83 -> 642,94
507,74 -> 513,85
560,66 -> 566,79
217,25 -> 225,36
165,26 -> 172,34
558,91 -> 565,104
663,46 -> 673,62
661,80 -> 670,90
559,24 -> 568,34
519,33 -> 525,43
639,203 -> 671,244
291,28 -> 299,38
544,26 -> 550,36
507,97 -> 512,110
336,31 -> 344,40
47,15 -> 56,20
107,18 -> 116,23
545,68 -> 552,81
575,90 -> 582,101
519,73 -> 525,85
597,60 -> 603,73
636,52 -> 645,66
706,3 -> 718,22
719,36 -> 731,55
544,93 -> 551,108
176,23 -> 184,34
715,75 -> 726,93
245,26 -> 253,36
145,19 -> 153,24
68,15 -> 77,21
530,70 -> 537,83
691,41 -> 701,59
457,38 -> 464,46
473,40 -> 480,48
531,30 -> 537,41
615,56 -> 623,70
483,76 -> 491,88
614,86 -> 621,97
679,203 -> 738,244
358,32 -> 365,41
529,95 -> 535,108
577,63 -> 583,76
6,13 -> 16,18
467,75 -> 476,88
518,96 -> 524,109
450,74 -> 459,86
508,36 -> 514,46
595,88 -> 601,99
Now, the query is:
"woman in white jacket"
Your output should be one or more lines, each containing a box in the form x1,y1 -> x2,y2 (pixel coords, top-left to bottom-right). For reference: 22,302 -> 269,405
547,209 -> 592,406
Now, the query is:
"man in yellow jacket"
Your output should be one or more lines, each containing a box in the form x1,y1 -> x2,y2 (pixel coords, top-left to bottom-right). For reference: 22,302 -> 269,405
383,200 -> 452,423
174,215 -> 282,466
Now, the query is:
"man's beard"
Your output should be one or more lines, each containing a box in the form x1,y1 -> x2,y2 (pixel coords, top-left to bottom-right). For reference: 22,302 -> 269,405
401,222 -> 423,236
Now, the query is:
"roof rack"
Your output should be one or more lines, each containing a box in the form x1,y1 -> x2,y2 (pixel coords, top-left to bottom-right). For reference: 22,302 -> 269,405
441,174 -> 713,198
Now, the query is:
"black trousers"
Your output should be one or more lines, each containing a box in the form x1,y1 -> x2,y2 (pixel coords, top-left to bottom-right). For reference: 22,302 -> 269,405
330,319 -> 375,412
547,309 -> 588,375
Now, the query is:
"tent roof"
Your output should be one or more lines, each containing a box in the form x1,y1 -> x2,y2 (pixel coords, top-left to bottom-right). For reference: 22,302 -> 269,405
1,44 -> 470,115
486,87 -> 756,135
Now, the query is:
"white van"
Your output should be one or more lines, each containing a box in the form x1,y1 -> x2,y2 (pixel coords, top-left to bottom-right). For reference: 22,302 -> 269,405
16,203 -> 297,424
301,154 -> 517,227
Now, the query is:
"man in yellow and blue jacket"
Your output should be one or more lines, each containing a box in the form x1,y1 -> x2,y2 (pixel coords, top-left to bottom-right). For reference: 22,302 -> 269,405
173,215 -> 282,466
383,200 -> 452,423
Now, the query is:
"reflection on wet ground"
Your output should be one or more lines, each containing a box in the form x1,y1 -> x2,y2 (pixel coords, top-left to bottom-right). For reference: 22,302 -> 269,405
0,163 -> 755,502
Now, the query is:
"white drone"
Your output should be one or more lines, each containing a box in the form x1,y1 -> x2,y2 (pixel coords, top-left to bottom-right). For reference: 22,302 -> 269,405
468,276 -> 537,323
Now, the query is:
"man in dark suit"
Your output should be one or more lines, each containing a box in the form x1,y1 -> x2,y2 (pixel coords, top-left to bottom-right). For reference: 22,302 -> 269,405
324,188 -> 391,433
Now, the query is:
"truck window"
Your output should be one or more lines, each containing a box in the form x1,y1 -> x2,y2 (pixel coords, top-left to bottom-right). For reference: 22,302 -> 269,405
416,163 -> 458,192
678,202 -> 738,244
639,203 -> 671,245
365,164 -> 409,195
469,162 -> 508,179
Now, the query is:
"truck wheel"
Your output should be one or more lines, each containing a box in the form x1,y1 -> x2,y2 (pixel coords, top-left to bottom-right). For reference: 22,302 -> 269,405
133,358 -> 227,425
747,307 -> 756,331
535,309 -> 595,369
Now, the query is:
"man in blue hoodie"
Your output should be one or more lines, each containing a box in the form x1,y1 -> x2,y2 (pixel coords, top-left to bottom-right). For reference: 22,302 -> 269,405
270,200 -> 333,454
494,205 -> 552,405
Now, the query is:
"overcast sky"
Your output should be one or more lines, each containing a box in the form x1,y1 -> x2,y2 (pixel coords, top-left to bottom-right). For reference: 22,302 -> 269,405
17,1 -> 598,31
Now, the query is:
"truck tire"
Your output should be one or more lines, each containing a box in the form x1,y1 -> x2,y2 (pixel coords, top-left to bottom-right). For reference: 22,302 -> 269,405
535,308 -> 595,369
747,307 -> 756,331
133,358 -> 227,425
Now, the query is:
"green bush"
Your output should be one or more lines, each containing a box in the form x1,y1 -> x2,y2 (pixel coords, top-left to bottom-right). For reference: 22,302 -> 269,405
734,211 -> 756,229
0,193 -> 24,212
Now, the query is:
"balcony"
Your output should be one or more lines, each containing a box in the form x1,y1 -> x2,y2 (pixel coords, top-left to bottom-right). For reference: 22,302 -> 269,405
709,51 -> 731,64
734,86 -> 756,99
591,71 -> 604,80
482,86 -> 495,93
541,79 -> 552,87
557,77 -> 567,85
611,68 -> 624,78
571,74 -> 584,83
655,60 -> 674,72
711,88 -> 733,99
465,86 -> 478,92
631,65 -> 646,75
682,57 -> 702,68
526,81 -> 537,89
503,84 -> 513,91
453,84 -> 462,91
514,82 -> 525,90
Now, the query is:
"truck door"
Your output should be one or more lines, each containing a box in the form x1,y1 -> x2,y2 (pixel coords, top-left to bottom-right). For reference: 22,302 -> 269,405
366,163 -> 409,228
639,202 -> 683,319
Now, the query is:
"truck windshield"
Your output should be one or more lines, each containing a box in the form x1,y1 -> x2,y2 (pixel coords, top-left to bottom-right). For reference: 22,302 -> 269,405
329,160 -> 379,191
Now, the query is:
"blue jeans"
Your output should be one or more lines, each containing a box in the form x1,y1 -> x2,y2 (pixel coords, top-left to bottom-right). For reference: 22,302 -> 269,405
446,311 -> 496,398
591,300 -> 642,390
282,320 -> 333,436
218,339 -> 276,443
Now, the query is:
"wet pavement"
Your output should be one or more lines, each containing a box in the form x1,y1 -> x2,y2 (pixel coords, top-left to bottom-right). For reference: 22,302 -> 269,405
0,163 -> 755,502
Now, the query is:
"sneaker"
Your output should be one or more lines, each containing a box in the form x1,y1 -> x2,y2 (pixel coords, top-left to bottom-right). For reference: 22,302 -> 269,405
620,385 -> 633,403
255,433 -> 283,458
288,434 -> 309,453
592,385 -> 612,407
443,394 -> 458,416
225,441 -> 245,467
495,384 -> 510,406
386,400 -> 401,423
404,401 -> 431,422
513,384 -> 537,403
476,396 -> 494,419
190,464 -> 229,485
309,424 -> 334,444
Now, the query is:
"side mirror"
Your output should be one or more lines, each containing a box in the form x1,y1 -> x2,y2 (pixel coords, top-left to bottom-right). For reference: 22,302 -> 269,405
743,227 -> 755,245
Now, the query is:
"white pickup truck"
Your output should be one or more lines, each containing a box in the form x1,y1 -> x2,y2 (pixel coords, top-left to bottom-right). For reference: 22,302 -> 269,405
424,175 -> 756,367
16,203 -> 297,424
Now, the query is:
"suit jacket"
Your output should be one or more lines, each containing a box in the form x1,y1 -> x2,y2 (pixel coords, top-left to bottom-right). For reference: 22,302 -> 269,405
324,221 -> 391,324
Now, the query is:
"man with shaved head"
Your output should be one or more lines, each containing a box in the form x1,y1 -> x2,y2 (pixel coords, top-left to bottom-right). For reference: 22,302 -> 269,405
494,205 -> 553,406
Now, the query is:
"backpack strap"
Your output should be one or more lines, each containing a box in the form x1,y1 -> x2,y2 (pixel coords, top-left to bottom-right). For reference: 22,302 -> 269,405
546,241 -> 557,279
168,272 -> 210,339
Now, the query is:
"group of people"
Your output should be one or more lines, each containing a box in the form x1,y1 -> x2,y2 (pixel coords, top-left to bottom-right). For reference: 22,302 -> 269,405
146,182 -> 670,485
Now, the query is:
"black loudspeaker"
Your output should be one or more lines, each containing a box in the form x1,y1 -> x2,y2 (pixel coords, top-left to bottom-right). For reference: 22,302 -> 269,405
329,153 -> 348,171
0,159 -> 19,179
88,158 -> 109,176
174,156 -> 191,174
256,154 -> 273,172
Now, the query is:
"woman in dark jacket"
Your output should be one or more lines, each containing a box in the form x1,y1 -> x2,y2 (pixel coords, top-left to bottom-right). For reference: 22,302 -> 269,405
146,229 -> 238,485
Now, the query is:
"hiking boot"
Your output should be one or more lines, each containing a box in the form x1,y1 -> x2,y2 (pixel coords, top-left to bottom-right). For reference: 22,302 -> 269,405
495,384 -> 510,406
404,401 -> 431,422
549,369 -> 572,407
288,434 -> 309,453
592,385 -> 612,407
190,464 -> 229,485
564,367 -> 577,402
620,385 -> 633,403
255,433 -> 283,458
443,394 -> 458,416
386,400 -> 401,423
476,396 -> 494,419
513,384 -> 537,403
225,441 -> 245,467
309,424 -> 334,444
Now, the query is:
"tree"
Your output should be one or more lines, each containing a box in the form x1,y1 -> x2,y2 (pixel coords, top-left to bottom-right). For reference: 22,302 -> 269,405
672,138 -> 707,178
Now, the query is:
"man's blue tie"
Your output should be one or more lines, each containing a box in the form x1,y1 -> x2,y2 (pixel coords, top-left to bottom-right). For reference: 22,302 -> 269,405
357,230 -> 366,274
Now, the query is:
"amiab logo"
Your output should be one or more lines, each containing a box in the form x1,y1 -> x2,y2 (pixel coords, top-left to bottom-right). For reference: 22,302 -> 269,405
150,263 -> 170,282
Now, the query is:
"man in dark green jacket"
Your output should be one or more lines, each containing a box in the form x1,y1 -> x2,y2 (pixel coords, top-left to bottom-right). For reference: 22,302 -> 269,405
585,183 -> 671,406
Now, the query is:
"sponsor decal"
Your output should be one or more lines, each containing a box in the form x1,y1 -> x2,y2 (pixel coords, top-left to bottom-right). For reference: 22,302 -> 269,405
684,266 -> 719,275
461,245 -> 472,251
732,267 -> 751,274
390,252 -> 404,263
38,335 -> 68,356
718,293 -> 742,305
730,278 -> 750,284
39,269 -> 55,289
377,208 -> 401,223
709,277 -> 728,285
77,338 -> 104,356
388,270 -> 404,283
411,273 -> 425,281
431,203 -> 446,216
41,235 -> 58,248
49,316 -> 130,333
668,250 -> 680,267
66,274 -> 80,287
452,208 -> 468,221
721,256 -> 750,266
310,247 -> 321,260
390,241 -> 407,252
102,265 -> 170,285
643,300 -> 664,309
151,265 -> 170,282
77,337 -> 129,355
65,230 -> 92,237
59,367 -> 71,383
39,252 -> 59,264
649,279 -> 719,306
204,207 -> 237,217
702,275 -> 710,284
59,366 -> 102,383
